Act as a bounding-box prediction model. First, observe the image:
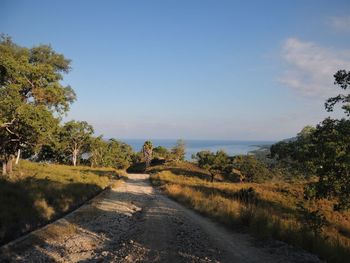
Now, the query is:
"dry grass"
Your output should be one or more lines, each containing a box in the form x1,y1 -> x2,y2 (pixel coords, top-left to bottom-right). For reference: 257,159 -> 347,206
151,167 -> 350,263
0,160 -> 117,245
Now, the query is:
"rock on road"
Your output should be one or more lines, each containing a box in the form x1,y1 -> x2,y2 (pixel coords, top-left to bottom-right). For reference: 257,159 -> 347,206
0,174 -> 320,262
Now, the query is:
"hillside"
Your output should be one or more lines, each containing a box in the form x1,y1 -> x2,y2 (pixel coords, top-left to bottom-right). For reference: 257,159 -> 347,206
149,162 -> 350,263
0,160 -> 119,245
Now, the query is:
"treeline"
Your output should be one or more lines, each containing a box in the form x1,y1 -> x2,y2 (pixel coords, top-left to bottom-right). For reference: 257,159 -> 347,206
0,35 -> 136,174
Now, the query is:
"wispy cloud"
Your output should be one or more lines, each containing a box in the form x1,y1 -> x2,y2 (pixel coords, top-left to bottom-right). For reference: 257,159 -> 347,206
329,16 -> 350,32
279,38 -> 350,99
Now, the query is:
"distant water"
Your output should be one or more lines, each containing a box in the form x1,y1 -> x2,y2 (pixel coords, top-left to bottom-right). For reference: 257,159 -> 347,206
121,139 -> 275,160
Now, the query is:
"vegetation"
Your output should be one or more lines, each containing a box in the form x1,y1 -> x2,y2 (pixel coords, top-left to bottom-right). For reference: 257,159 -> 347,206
193,150 -> 273,183
271,70 -> 350,210
0,160 -> 118,245
0,36 -> 134,245
171,139 -> 186,162
150,166 -> 350,263
0,35 -> 75,175
153,146 -> 171,160
89,137 -> 134,169
146,70 -> 350,262
142,140 -> 153,167
0,36 -> 135,172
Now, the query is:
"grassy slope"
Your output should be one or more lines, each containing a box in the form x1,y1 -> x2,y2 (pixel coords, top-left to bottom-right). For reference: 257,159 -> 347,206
149,162 -> 350,263
0,160 -> 119,245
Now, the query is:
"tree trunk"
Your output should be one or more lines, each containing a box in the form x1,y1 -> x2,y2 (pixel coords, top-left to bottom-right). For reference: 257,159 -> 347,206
2,161 -> 6,176
72,149 -> 78,166
15,149 -> 21,165
72,153 -> 77,166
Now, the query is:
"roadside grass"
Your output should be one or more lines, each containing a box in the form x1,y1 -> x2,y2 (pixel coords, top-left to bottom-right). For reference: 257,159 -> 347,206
150,165 -> 350,263
0,160 -> 119,245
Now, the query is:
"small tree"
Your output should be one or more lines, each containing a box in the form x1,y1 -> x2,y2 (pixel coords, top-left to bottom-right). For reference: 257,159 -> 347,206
171,139 -> 186,162
106,139 -> 133,169
89,136 -> 108,167
142,140 -> 153,168
195,150 -> 229,182
153,146 -> 170,160
60,121 -> 94,166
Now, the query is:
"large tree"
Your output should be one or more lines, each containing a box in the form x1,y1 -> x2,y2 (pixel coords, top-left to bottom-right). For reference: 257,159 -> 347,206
0,35 -> 75,174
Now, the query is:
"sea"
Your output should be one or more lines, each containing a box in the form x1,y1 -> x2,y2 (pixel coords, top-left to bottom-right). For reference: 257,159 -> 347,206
121,139 -> 275,160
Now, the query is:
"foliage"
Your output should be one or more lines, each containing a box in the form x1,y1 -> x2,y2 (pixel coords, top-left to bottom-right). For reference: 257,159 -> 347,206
305,118 -> 350,210
270,126 -> 317,177
0,35 -> 75,174
325,70 -> 350,116
60,121 -> 94,166
153,146 -> 171,159
232,155 -> 273,183
104,139 -> 134,169
271,70 -> 350,210
194,150 -> 272,183
194,150 -> 230,182
171,139 -> 186,162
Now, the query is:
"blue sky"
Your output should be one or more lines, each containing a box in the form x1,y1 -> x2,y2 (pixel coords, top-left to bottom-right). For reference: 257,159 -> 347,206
1,0 -> 350,140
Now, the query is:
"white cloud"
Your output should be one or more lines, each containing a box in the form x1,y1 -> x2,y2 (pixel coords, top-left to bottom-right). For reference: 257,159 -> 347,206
329,16 -> 350,32
279,38 -> 350,99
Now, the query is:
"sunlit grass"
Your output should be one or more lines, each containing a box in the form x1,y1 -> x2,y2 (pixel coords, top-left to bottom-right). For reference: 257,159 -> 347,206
151,168 -> 350,263
0,160 -> 117,244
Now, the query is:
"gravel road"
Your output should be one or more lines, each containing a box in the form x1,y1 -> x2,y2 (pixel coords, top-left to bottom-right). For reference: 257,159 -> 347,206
0,173 -> 320,262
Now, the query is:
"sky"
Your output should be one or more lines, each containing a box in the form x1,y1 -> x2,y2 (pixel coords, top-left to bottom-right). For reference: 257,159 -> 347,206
1,0 -> 350,140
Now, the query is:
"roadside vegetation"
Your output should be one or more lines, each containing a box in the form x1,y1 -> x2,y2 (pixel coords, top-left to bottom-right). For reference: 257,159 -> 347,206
0,36 -> 133,244
150,163 -> 350,263
0,160 -> 120,245
148,70 -> 350,262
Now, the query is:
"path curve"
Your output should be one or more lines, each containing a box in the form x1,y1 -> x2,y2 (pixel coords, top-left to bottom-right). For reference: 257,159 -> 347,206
0,174 -> 320,262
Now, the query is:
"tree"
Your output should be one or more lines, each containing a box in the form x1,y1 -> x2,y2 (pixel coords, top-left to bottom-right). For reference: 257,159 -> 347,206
232,155 -> 272,183
105,139 -> 133,169
171,139 -> 186,162
325,70 -> 350,116
270,126 -> 317,177
142,141 -> 153,168
0,35 -> 75,175
194,150 -> 229,182
305,118 -> 350,210
60,121 -> 93,166
89,136 -> 108,167
153,146 -> 170,160
271,69 -> 350,210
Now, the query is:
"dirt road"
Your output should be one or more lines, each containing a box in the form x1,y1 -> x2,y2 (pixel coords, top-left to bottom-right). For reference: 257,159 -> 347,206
0,174 -> 319,262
